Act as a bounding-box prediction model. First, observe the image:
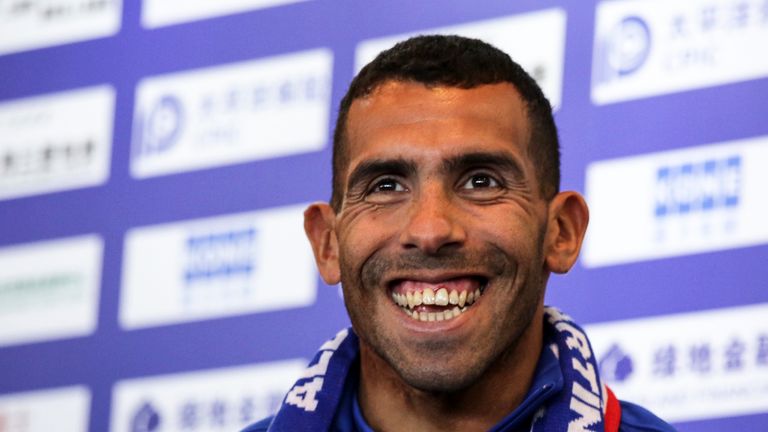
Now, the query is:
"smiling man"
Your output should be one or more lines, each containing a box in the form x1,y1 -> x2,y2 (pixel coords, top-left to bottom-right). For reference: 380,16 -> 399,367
243,35 -> 673,432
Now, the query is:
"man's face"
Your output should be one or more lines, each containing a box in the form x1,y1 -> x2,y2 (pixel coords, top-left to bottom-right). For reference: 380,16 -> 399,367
330,81 -> 552,392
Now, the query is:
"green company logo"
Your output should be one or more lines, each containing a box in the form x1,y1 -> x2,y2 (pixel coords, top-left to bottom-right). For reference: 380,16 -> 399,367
0,273 -> 84,312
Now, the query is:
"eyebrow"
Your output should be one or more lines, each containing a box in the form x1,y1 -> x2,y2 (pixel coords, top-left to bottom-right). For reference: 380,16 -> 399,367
441,151 -> 525,179
346,158 -> 417,191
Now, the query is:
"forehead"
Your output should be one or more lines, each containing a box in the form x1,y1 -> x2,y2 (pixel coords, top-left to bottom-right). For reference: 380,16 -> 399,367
344,81 -> 531,171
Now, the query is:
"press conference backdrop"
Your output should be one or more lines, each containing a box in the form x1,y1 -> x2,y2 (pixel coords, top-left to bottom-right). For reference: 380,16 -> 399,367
0,0 -> 766,431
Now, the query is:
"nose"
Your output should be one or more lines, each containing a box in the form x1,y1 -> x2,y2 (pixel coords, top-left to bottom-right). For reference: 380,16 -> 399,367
399,183 -> 466,254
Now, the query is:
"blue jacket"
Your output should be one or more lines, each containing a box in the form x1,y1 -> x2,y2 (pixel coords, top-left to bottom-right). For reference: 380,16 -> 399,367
243,345 -> 675,431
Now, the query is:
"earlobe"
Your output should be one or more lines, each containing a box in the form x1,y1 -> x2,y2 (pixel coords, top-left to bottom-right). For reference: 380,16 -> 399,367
544,191 -> 590,274
304,202 -> 341,285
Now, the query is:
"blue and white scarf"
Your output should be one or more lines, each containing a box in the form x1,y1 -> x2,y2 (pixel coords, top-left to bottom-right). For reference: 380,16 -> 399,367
267,307 -> 620,431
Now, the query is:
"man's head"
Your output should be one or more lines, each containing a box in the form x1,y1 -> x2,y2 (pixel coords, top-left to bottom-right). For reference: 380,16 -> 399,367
331,34 -> 560,211
305,35 -> 588,395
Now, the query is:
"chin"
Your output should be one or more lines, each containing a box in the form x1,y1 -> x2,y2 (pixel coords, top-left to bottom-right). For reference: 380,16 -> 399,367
399,367 -> 483,394
386,344 -> 490,394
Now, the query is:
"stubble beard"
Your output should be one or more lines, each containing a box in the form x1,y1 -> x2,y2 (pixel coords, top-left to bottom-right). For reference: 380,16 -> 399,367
340,245 -> 546,394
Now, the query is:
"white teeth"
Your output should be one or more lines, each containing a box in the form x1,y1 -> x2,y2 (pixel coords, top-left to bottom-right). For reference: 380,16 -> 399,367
435,288 -> 449,306
458,290 -> 467,307
394,285 -> 486,322
422,288 -> 435,305
393,286 -> 482,308
449,290 -> 459,305
402,303 -> 472,322
413,291 -> 423,306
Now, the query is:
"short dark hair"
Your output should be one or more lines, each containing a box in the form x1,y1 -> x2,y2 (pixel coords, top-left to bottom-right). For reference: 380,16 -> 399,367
331,34 -> 560,210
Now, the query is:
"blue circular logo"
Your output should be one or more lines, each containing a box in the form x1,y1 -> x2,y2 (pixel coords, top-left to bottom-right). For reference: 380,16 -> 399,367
143,95 -> 184,154
599,344 -> 634,383
130,401 -> 161,432
608,16 -> 652,76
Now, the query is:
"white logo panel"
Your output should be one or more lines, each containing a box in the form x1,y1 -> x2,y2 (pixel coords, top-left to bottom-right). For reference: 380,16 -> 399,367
584,135 -> 768,267
0,86 -> 115,201
131,49 -> 332,179
586,303 -> 768,422
120,203 -> 317,329
0,0 -> 122,55
0,386 -> 90,432
141,0 -> 310,28
355,9 -> 566,110
592,0 -> 768,104
110,360 -> 305,432
0,235 -> 103,347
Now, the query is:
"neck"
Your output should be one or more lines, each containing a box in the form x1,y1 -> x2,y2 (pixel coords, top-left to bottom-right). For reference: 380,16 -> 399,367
357,308 -> 544,432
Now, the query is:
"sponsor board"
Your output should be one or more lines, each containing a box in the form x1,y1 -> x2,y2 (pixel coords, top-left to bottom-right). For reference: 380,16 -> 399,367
584,135 -> 768,267
355,8 -> 566,110
592,0 -> 768,104
0,235 -> 102,347
131,49 -> 332,179
110,360 -> 305,432
0,0 -> 122,55
141,0 -> 309,28
120,203 -> 317,329
0,386 -> 90,432
0,85 -> 115,201
587,303 -> 768,422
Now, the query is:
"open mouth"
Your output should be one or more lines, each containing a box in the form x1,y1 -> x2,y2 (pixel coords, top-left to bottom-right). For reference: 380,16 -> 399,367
389,277 -> 487,322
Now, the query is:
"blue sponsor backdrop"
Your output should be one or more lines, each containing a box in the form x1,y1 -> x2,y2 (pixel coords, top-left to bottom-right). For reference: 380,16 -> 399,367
1,1 -> 767,431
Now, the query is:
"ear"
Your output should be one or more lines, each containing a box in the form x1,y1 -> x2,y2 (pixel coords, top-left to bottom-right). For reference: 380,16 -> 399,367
304,202 -> 341,285
544,191 -> 589,274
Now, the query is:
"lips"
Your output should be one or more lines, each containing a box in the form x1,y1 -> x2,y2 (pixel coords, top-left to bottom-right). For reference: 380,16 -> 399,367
388,277 -> 486,322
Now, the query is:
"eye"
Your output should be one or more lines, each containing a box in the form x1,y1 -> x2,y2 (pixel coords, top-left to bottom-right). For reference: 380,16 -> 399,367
364,177 -> 408,204
369,177 -> 406,194
461,173 -> 500,189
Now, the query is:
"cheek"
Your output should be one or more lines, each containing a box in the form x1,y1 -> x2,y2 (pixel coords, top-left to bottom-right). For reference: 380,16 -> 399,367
489,220 -> 547,266
337,231 -> 384,286
339,209 -> 401,256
